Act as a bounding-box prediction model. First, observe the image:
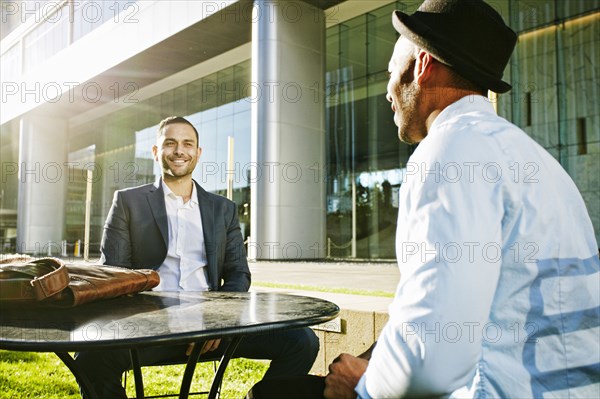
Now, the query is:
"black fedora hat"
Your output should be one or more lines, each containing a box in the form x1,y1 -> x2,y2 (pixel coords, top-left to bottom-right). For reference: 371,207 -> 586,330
393,0 -> 517,93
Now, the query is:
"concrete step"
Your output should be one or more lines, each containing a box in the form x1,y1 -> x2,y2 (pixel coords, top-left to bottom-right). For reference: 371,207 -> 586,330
249,260 -> 400,376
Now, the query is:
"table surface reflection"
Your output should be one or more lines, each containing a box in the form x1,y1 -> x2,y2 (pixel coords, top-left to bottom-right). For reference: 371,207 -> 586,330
0,291 -> 340,352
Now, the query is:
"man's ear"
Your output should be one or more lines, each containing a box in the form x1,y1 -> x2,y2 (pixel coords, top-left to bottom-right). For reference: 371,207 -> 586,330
197,147 -> 202,158
152,145 -> 158,161
414,50 -> 434,85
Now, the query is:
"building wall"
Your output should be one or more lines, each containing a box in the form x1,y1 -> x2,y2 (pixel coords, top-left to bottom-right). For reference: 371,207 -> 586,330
325,0 -> 600,258
1,0 -> 599,257
65,60 -> 253,250
500,1 -> 600,245
324,2 -> 415,259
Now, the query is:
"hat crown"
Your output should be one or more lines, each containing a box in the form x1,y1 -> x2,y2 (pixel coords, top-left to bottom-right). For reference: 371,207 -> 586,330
416,0 -> 509,33
417,0 -> 504,23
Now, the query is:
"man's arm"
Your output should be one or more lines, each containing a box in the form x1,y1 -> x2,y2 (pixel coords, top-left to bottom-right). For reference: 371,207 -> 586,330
358,133 -> 504,398
219,200 -> 251,292
100,190 -> 132,267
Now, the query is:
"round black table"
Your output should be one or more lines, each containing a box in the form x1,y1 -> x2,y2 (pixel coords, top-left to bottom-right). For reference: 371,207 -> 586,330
0,291 -> 340,399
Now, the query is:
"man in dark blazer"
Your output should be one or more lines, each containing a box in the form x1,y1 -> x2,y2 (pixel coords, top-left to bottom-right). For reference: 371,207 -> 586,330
75,116 -> 319,399
99,170 -> 250,293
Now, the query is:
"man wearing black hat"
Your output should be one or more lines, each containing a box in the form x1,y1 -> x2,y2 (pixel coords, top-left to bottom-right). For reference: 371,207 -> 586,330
248,0 -> 600,398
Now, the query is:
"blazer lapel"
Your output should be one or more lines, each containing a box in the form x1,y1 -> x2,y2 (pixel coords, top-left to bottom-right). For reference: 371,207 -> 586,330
196,182 -> 217,289
147,180 -> 168,248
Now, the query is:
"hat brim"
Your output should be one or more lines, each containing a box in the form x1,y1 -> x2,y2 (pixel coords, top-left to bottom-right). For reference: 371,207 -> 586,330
392,10 -> 512,93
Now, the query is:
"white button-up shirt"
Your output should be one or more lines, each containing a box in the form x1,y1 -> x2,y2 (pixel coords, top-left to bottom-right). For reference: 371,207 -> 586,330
153,181 -> 210,292
356,96 -> 600,398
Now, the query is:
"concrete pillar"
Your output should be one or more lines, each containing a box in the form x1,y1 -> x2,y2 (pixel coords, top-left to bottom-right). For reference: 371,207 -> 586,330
17,116 -> 68,255
250,0 -> 326,260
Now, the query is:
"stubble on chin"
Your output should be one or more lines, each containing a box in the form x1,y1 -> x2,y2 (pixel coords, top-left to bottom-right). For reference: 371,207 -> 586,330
396,82 -> 422,145
393,56 -> 428,145
162,159 -> 195,179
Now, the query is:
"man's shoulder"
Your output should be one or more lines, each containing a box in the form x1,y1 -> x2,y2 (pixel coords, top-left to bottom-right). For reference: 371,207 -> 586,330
206,190 -> 234,206
116,182 -> 158,197
194,182 -> 235,206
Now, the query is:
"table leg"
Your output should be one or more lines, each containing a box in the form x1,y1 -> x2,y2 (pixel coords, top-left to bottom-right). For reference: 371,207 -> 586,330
178,341 -> 203,399
207,336 -> 243,399
177,337 -> 243,399
130,348 -> 145,399
55,352 -> 98,399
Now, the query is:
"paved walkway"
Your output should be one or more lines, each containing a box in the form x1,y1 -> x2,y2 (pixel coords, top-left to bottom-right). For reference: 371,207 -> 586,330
249,260 -> 399,292
248,260 -> 400,312
69,257 -> 400,312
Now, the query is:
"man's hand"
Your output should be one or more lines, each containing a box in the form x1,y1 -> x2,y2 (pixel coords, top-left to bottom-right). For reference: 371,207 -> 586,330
324,353 -> 368,399
185,339 -> 222,356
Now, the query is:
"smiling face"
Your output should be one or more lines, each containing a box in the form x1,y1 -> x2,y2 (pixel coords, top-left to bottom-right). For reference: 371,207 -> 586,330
386,37 -> 427,144
152,123 -> 201,181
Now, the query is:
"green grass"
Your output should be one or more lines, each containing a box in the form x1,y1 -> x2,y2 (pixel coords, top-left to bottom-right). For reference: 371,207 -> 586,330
252,281 -> 394,298
0,350 -> 268,399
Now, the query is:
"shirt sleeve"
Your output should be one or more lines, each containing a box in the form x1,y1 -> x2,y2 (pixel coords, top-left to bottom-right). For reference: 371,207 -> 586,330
362,127 -> 506,397
355,374 -> 371,398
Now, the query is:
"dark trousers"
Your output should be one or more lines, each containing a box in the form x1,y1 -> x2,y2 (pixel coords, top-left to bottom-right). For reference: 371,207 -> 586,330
74,327 -> 319,399
247,375 -> 326,399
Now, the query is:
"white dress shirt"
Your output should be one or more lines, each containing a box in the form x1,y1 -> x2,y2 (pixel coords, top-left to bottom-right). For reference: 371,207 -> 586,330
356,96 -> 600,398
153,181 -> 210,292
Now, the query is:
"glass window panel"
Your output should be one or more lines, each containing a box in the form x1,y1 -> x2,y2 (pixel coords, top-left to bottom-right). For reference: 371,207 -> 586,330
233,61 -> 252,114
217,88 -> 235,119
326,27 -> 341,73
0,122 -> 19,252
366,9 -> 398,75
160,91 -> 176,117
196,117 -> 218,192
560,0 -> 600,19
172,86 -> 189,117
562,14 -> 600,132
560,12 -> 600,242
395,1 -> 422,15
65,145 -> 96,246
0,44 -> 21,83
233,110 -> 252,178
339,18 -> 367,79
325,1 -> 422,259
512,0 -> 556,32
201,73 -> 218,121
187,78 -> 203,113
234,97 -> 251,115
511,25 -> 559,151
23,4 -> 69,71
67,59 -> 252,252
73,0 -> 138,42
217,111 -> 234,168
218,68 -> 237,107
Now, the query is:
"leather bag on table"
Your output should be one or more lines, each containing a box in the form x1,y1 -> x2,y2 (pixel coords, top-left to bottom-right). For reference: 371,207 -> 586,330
0,256 -> 160,307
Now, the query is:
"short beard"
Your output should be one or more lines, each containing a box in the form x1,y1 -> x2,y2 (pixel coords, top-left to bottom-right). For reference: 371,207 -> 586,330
396,80 -> 428,145
162,158 -> 195,179
397,81 -> 420,144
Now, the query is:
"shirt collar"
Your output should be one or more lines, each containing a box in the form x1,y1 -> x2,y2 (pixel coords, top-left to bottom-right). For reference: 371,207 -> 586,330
161,179 -> 198,206
428,94 -> 496,133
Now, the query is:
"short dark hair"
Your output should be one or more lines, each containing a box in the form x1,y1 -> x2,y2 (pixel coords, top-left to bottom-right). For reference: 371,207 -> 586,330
157,116 -> 199,144
446,69 -> 487,96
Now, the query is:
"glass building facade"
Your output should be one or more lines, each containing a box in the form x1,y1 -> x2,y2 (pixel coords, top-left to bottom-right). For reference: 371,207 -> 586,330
63,60 -> 253,250
1,0 -> 598,259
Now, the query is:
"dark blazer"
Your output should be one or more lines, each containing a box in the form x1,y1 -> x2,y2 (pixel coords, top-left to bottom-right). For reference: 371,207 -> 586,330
100,179 -> 250,292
